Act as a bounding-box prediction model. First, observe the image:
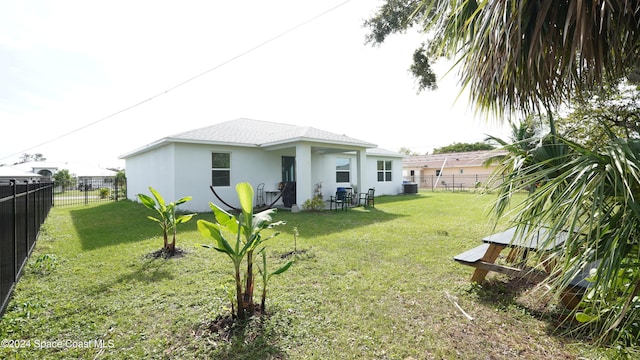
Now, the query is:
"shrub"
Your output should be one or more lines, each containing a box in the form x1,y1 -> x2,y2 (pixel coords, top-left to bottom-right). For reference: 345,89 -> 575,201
302,195 -> 325,211
99,187 -> 110,199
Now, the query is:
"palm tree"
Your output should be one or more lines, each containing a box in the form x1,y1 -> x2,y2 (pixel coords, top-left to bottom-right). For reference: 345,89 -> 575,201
492,132 -> 640,344
421,1 -> 640,343
425,0 -> 640,115
483,116 -> 546,209
367,1 -> 640,114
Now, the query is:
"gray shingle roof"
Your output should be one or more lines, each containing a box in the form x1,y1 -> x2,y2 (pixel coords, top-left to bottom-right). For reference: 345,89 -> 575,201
0,166 -> 42,178
169,118 -> 376,147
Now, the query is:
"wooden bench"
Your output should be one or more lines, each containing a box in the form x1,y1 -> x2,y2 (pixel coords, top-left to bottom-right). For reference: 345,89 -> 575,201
454,243 -> 490,264
454,243 -> 548,283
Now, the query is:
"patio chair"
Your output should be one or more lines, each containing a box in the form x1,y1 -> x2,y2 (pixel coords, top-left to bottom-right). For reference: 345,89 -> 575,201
358,188 -> 375,208
256,183 -> 265,206
329,189 -> 350,211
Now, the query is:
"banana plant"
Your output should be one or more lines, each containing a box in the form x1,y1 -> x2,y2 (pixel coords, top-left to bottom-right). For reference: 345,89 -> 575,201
258,249 -> 293,313
138,186 -> 194,253
197,182 -> 286,320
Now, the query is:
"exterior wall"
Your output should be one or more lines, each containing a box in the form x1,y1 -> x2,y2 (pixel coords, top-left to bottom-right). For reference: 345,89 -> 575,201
172,143 -> 292,212
425,164 -> 494,176
310,153 -> 402,199
311,153 -> 361,200
126,143 -> 176,203
126,143 -> 403,212
404,165 -> 496,189
366,156 -> 403,195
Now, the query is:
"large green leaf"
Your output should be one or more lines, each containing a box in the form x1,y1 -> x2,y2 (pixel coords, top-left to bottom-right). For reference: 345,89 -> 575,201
175,214 -> 195,225
149,186 -> 166,210
146,216 -> 161,223
210,203 -> 238,235
175,196 -> 193,206
236,182 -> 254,219
253,208 -> 278,230
197,220 -> 235,255
270,260 -> 294,277
137,193 -> 157,210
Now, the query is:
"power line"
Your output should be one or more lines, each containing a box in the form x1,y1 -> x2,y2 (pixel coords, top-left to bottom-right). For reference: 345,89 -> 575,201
1,0 -> 353,162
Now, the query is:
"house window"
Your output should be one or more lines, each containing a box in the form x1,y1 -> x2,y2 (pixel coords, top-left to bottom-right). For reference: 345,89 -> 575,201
459,169 -> 464,174
377,160 -> 392,182
336,157 -> 350,183
212,152 -> 230,187
435,169 -> 441,176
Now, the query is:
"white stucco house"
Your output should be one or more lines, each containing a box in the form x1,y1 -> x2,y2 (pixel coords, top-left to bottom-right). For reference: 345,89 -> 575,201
120,118 -> 403,212
0,166 -> 42,184
11,162 -> 118,188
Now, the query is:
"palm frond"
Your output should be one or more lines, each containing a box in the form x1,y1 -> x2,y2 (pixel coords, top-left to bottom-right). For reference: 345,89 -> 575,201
426,0 -> 640,115
491,133 -> 640,343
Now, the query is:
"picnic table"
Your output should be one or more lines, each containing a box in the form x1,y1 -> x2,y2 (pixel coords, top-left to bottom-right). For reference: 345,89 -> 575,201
454,226 -> 567,283
454,226 -> 601,309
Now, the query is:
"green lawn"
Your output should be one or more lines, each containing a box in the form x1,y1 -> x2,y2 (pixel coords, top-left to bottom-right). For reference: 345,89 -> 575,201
0,191 -> 627,359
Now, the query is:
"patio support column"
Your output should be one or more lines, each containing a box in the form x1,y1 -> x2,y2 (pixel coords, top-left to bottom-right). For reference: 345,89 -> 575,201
295,143 -> 312,208
356,149 -> 366,197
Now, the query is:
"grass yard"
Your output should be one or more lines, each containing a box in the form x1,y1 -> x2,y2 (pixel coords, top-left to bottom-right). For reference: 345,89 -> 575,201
0,191 -> 628,359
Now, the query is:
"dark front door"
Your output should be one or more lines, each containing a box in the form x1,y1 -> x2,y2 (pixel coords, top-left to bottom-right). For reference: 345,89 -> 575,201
282,156 -> 295,182
281,156 -> 296,207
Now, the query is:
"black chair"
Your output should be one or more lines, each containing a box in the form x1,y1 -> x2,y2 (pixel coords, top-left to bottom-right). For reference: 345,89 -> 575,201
329,189 -> 350,211
358,188 -> 375,208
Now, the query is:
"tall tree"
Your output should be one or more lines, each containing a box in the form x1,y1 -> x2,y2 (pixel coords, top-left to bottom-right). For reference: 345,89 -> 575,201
52,169 -> 73,192
16,153 -> 46,164
432,142 -> 494,154
365,0 -> 640,114
398,147 -> 421,156
558,84 -> 640,149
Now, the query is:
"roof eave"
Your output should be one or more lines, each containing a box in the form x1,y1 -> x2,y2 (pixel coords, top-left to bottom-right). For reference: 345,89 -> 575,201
119,137 -> 259,159
262,136 -> 377,149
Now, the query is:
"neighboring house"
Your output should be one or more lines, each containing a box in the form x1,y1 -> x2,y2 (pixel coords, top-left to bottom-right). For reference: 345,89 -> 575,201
403,150 -> 506,189
0,166 -> 42,184
11,162 -> 118,188
120,118 -> 404,212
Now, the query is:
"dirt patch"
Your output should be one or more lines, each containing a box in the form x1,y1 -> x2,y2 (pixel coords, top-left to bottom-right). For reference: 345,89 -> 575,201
144,247 -> 187,259
279,249 -> 307,259
203,314 -> 237,343
197,304 -> 268,344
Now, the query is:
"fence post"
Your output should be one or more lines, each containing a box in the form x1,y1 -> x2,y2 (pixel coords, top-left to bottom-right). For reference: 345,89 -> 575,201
115,178 -> 119,202
84,183 -> 89,205
24,181 -> 29,268
11,180 -> 17,282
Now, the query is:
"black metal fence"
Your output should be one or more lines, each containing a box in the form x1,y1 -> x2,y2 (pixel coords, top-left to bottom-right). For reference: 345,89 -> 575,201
403,174 -> 499,191
54,176 -> 126,207
0,180 -> 53,315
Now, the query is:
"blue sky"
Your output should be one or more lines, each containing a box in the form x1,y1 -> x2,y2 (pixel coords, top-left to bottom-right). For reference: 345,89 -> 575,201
0,0 -> 510,168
